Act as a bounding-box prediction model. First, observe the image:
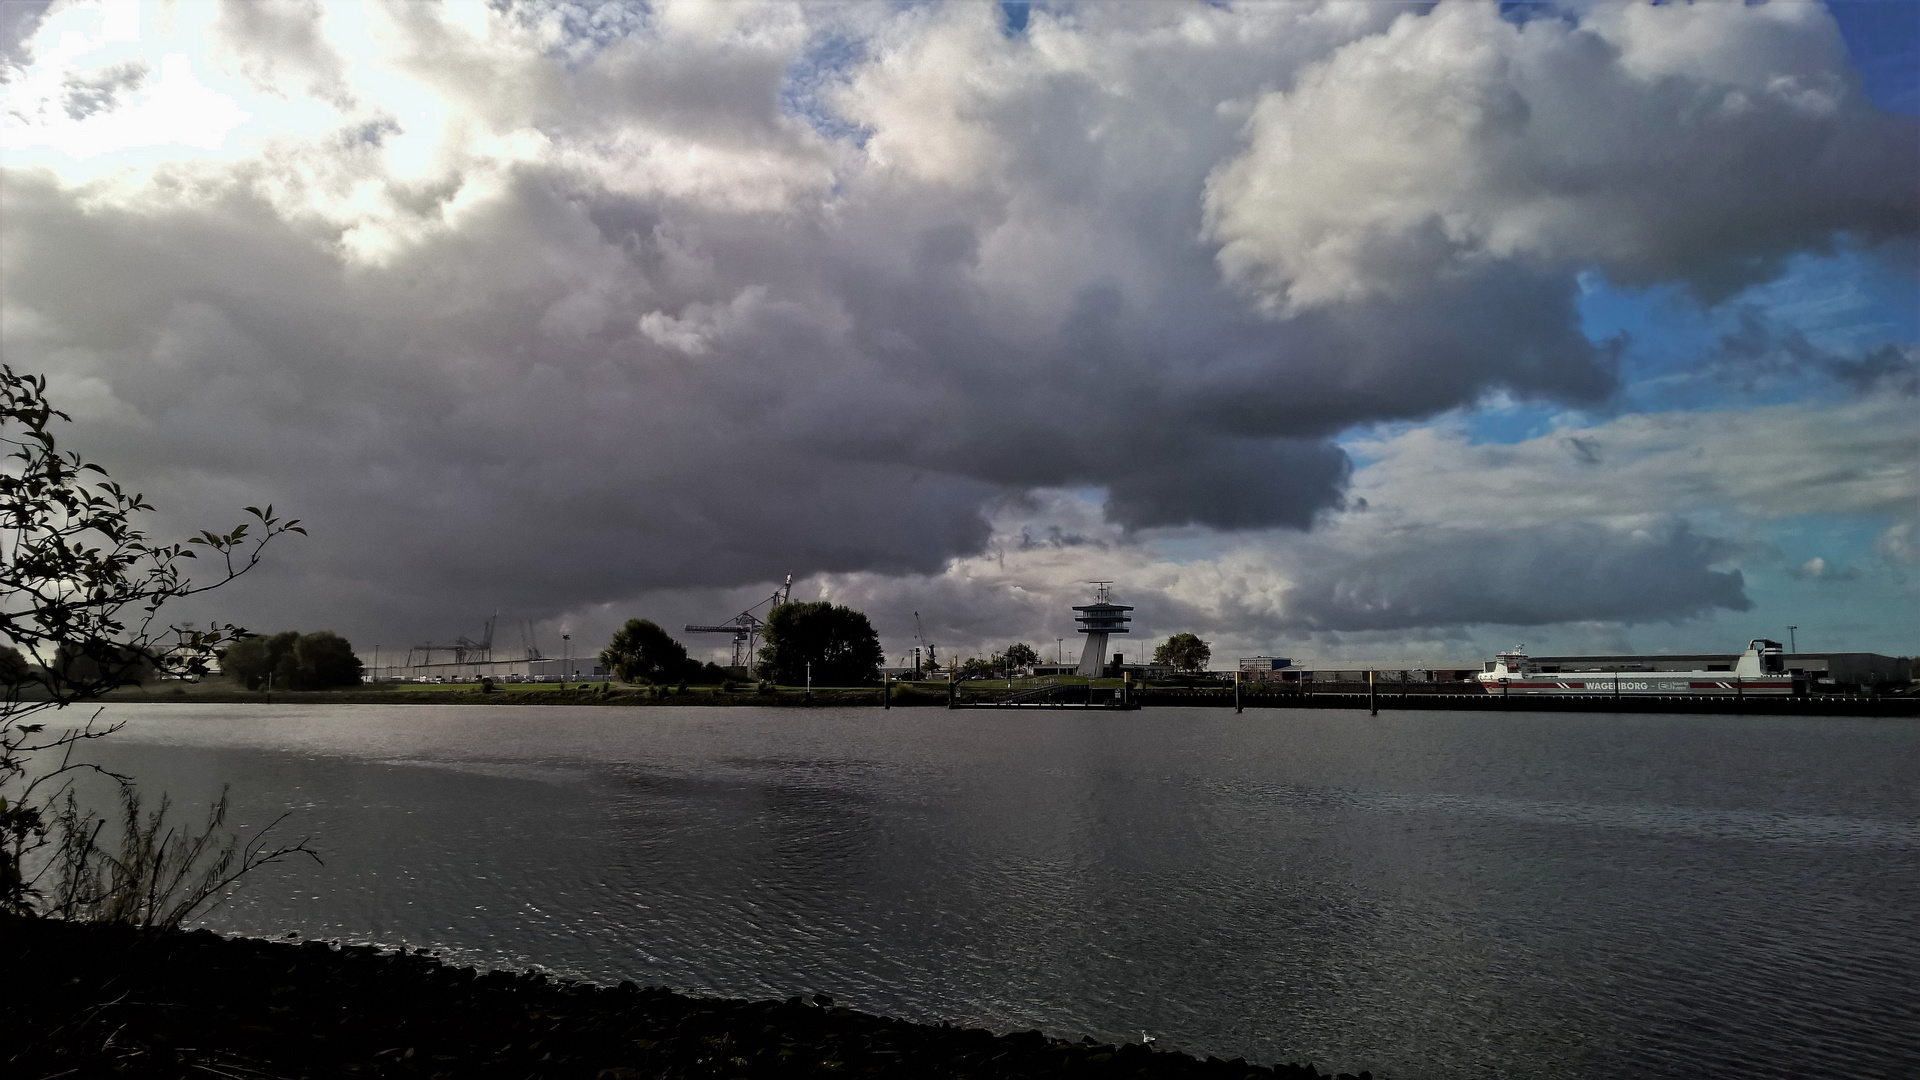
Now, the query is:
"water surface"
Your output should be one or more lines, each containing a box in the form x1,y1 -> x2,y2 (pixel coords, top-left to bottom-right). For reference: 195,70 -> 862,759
61,704 -> 1920,1079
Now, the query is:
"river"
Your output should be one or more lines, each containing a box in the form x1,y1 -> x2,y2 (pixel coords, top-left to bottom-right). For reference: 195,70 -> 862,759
52,704 -> 1920,1079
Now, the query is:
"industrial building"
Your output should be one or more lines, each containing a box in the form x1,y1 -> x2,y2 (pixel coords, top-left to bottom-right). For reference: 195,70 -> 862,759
365,656 -> 608,684
1238,657 -> 1483,684
362,615 -> 610,683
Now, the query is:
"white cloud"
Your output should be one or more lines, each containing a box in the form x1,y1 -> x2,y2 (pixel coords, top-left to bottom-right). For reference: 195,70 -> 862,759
1203,1 -> 1914,312
1875,521 -> 1918,565
1344,395 -> 1918,529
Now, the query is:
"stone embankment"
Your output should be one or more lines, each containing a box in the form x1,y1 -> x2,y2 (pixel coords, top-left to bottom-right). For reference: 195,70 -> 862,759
4,915 -> 1365,1079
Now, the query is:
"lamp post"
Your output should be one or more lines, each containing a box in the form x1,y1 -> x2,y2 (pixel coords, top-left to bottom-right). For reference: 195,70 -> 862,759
373,645 -> 379,683
1057,638 -> 1063,664
561,633 -> 570,688
1787,626 -> 1798,653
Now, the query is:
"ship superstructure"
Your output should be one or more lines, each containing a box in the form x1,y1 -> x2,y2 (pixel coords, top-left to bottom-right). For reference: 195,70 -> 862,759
1476,639 -> 1799,696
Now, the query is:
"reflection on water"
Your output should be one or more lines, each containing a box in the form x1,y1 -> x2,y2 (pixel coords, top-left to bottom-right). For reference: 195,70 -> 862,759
69,705 -> 1920,1080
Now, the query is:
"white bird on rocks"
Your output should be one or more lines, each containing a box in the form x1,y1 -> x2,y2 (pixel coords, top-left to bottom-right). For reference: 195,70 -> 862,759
1140,1030 -> 1156,1048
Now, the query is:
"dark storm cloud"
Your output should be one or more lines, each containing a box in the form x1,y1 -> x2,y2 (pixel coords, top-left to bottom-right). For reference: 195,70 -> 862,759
0,1 -> 1912,645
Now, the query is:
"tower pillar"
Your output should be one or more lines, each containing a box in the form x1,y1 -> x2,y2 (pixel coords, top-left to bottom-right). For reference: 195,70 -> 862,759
1076,633 -> 1108,677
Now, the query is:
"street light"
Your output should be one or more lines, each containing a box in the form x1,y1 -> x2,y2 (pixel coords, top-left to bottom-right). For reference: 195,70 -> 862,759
1787,626 -> 1798,653
561,633 -> 571,688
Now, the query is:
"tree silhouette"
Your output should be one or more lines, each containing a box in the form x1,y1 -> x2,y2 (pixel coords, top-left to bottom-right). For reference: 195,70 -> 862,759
1152,633 -> 1212,673
599,619 -> 694,684
756,602 -> 883,686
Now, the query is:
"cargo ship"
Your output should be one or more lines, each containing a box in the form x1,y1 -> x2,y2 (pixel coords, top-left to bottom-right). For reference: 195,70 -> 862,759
1476,639 -> 1799,696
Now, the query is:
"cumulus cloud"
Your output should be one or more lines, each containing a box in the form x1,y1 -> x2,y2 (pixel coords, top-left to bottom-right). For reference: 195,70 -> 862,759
1204,2 -> 1915,312
0,0 -> 1912,649
1786,556 -> 1858,582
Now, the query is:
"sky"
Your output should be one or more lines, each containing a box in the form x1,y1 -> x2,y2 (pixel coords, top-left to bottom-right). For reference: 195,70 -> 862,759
1,0 -> 1915,669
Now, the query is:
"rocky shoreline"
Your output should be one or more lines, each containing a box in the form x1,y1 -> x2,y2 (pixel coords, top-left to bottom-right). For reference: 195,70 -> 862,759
5,915 -> 1365,1079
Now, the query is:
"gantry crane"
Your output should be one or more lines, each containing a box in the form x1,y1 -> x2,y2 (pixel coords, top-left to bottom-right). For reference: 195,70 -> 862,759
407,612 -> 497,670
686,575 -> 792,674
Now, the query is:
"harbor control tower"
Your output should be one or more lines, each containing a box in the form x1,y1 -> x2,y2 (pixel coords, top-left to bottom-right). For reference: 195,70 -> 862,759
1073,581 -> 1133,677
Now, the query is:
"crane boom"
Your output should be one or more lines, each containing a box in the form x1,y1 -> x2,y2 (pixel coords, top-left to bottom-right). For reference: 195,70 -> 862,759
685,574 -> 793,674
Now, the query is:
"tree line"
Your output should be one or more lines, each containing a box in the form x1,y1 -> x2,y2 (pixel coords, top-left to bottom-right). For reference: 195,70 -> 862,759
601,601 -> 885,687
598,614 -> 1217,688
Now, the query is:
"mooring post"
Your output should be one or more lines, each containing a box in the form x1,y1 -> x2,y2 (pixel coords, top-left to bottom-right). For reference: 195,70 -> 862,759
1369,669 -> 1378,716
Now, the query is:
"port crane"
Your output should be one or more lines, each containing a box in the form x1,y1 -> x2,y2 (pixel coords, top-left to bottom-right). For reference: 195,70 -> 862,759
913,611 -> 935,677
686,575 -> 792,673
406,612 -> 497,669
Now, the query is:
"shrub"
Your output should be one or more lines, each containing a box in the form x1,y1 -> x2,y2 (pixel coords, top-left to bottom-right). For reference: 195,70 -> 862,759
42,784 -> 315,928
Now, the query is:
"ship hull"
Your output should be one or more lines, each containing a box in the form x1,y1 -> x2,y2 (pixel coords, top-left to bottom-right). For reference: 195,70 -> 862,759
1476,676 -> 1795,696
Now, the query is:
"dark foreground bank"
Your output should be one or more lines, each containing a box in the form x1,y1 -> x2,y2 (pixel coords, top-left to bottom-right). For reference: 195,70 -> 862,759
4,916 -> 1363,1079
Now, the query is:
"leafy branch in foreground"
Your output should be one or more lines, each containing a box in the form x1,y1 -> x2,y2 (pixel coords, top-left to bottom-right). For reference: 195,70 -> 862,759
0,365 -> 307,916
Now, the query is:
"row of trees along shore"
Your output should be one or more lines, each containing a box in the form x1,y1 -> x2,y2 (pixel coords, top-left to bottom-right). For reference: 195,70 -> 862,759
601,602 -> 885,687
596,614 -> 1215,688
